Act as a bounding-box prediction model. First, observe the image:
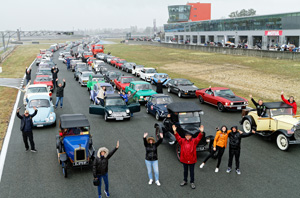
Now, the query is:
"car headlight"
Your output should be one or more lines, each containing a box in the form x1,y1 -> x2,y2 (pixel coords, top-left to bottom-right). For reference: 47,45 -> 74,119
140,96 -> 143,99
49,116 -> 54,120
206,138 -> 210,143
108,110 -> 113,114
225,102 -> 229,106
126,109 -> 130,114
231,102 -> 233,105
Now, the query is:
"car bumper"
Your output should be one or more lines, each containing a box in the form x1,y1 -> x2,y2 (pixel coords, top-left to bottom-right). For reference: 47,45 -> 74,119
224,105 -> 247,110
107,115 -> 130,120
182,92 -> 196,97
289,139 -> 300,144
34,120 -> 55,127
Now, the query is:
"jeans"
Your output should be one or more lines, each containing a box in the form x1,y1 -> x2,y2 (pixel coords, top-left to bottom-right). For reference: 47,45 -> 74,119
97,98 -> 104,106
145,160 -> 159,181
97,173 -> 109,196
228,147 -> 241,169
203,146 -> 225,168
183,163 -> 195,183
55,97 -> 63,107
53,79 -> 56,89
22,131 -> 35,150
26,79 -> 30,85
67,63 -> 70,70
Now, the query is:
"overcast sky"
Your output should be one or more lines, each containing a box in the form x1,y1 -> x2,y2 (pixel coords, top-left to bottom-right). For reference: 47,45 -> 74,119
1,0 -> 299,31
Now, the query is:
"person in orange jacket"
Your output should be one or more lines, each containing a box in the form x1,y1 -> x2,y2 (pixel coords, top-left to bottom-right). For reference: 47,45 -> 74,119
199,125 -> 229,173
281,91 -> 297,115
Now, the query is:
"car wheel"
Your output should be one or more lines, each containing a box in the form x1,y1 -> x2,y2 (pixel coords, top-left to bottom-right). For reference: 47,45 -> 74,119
146,106 -> 149,114
176,143 -> 181,161
242,118 -> 252,133
217,103 -> 225,112
155,112 -> 160,120
167,87 -> 171,93
126,69 -> 129,73
198,95 -> 204,104
76,77 -> 78,81
276,134 -> 289,151
178,91 -> 182,98
104,112 -> 108,121
62,162 -> 68,178
155,126 -> 162,141
87,88 -> 90,92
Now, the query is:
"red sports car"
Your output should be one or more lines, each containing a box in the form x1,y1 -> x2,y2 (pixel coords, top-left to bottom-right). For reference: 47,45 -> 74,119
196,87 -> 248,112
34,75 -> 53,91
114,76 -> 135,91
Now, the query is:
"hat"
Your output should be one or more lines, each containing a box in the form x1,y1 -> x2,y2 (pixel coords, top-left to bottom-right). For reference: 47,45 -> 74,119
24,110 -> 29,114
147,137 -> 155,143
231,126 -> 238,131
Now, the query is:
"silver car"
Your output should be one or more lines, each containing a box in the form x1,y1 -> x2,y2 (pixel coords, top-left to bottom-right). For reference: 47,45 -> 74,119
78,71 -> 94,86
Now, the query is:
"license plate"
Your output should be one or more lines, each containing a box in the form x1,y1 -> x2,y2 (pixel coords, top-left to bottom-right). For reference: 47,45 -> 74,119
237,107 -> 241,110
116,117 -> 124,120
37,125 -> 43,127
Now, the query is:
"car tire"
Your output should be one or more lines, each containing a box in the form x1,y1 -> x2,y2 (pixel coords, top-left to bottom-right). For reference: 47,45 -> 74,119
242,118 -> 253,133
178,91 -> 182,98
104,112 -> 108,122
146,106 -> 149,114
276,133 -> 289,151
155,112 -> 160,121
167,87 -> 171,93
62,162 -> 68,178
175,143 -> 181,161
126,69 -> 129,73
155,126 -> 162,141
198,95 -> 204,104
217,103 -> 225,112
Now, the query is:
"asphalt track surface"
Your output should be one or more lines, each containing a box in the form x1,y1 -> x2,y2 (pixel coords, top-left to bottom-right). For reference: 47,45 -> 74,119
1,46 -> 300,198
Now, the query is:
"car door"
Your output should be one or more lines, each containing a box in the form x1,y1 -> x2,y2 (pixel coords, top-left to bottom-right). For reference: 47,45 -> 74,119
115,77 -> 121,89
89,104 -> 105,115
172,80 -> 179,93
147,97 -> 155,115
203,89 -> 215,105
151,98 -> 158,115
128,102 -> 141,113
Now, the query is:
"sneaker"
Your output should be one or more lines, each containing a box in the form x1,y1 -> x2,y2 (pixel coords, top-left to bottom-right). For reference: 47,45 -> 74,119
98,195 -> 102,198
155,180 -> 161,186
215,168 -> 219,173
180,181 -> 187,186
148,179 -> 153,185
31,149 -> 37,153
236,169 -> 241,175
226,168 -> 232,173
199,163 -> 205,169
60,106 -> 62,108
191,183 -> 196,189
104,190 -> 110,197
25,148 -> 29,152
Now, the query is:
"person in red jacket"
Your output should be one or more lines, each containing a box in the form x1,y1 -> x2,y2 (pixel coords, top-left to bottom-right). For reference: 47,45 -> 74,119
281,91 -> 297,115
172,125 -> 204,190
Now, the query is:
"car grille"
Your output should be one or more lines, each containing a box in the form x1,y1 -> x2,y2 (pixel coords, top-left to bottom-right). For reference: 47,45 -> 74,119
112,112 -> 127,117
233,102 -> 245,105
294,125 -> 300,140
76,149 -> 85,161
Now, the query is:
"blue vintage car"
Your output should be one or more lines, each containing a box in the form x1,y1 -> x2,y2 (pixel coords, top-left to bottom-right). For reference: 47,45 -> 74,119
89,94 -> 140,121
151,73 -> 170,87
26,95 -> 56,127
90,83 -> 115,105
146,94 -> 173,120
56,114 -> 95,178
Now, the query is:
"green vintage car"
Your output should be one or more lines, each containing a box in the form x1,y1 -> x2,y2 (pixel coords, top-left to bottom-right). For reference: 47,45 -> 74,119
89,94 -> 140,121
125,81 -> 157,102
87,74 -> 105,91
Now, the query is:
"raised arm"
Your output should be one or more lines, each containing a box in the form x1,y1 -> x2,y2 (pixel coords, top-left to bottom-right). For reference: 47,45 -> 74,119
107,141 -> 119,159
173,125 -> 183,145
195,125 -> 204,144
281,93 -> 291,105
155,133 -> 163,147
31,107 -> 38,117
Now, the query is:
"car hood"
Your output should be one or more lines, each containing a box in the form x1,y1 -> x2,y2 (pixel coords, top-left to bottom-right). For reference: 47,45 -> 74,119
137,90 -> 157,96
29,108 -> 51,122
272,115 -> 300,126
106,106 -> 127,112
80,77 -> 89,80
63,135 -> 90,162
178,85 -> 198,91
155,104 -> 168,112
218,95 -> 246,102
143,73 -> 155,76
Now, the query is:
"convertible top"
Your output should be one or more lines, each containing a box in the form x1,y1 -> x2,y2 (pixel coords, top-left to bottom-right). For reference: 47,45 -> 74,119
60,114 -> 90,128
167,102 -> 202,112
264,102 -> 293,109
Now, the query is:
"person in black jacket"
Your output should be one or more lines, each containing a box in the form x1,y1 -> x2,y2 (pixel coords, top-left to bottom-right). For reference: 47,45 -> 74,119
152,78 -> 168,94
143,132 -> 163,186
25,67 -> 31,85
55,79 -> 66,108
16,107 -> 38,152
226,126 -> 255,175
51,66 -> 59,89
249,94 -> 267,117
93,141 -> 119,198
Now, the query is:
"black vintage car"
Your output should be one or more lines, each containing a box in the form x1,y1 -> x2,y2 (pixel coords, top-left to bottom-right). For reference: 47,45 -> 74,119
166,78 -> 199,98
56,114 -> 95,178
154,102 -> 215,160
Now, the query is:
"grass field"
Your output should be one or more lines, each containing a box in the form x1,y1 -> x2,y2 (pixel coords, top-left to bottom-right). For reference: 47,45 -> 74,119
104,43 -> 300,110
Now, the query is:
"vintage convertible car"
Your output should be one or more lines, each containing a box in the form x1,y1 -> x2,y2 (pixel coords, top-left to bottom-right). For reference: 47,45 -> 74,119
89,94 -> 140,121
166,78 -> 199,98
94,60 -> 106,72
110,57 -> 119,66
151,73 -> 170,87
33,75 -> 53,91
140,68 -> 157,82
154,102 -> 215,160
90,83 -> 114,104
87,73 -> 105,91
196,87 -> 248,112
56,114 -> 95,178
26,95 -> 56,127
146,94 -> 173,120
125,81 -> 157,102
241,102 -> 300,151
114,76 -> 135,91
23,84 -> 52,106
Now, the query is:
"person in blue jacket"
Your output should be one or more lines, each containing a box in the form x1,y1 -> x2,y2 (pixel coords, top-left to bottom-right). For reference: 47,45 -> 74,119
66,57 -> 71,70
119,90 -> 128,103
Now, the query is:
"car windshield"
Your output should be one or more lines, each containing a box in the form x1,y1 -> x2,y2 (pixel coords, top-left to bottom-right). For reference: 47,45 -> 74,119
106,98 -> 126,106
84,52 -> 93,55
120,60 -> 126,63
83,72 -> 93,77
156,97 -> 173,104
35,76 -> 51,81
109,72 -> 121,78
136,65 -> 144,68
121,78 -> 134,83
214,89 -> 235,97
178,112 -> 200,124
29,99 -> 50,108
135,84 -> 151,90
27,87 -> 48,94
178,79 -> 193,86
104,86 -> 113,91
95,46 -> 103,49
270,108 -> 293,117
157,74 -> 168,79
145,69 -> 156,73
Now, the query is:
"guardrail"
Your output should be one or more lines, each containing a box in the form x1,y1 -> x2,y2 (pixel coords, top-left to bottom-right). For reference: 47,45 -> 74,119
0,46 -> 17,64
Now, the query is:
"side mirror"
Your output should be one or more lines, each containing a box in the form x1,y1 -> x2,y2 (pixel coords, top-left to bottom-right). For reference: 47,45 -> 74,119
199,111 -> 204,115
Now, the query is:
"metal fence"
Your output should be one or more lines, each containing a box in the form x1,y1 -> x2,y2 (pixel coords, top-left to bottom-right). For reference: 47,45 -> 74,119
0,46 -> 17,63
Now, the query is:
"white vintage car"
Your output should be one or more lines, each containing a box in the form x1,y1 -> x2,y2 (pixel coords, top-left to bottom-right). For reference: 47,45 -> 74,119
132,65 -> 144,77
23,84 -> 52,106
139,68 -> 157,82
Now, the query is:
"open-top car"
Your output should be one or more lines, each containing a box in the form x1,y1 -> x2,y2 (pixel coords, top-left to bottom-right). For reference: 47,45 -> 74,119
154,102 -> 215,160
196,87 -> 248,112
56,114 -> 95,178
146,94 -> 173,120
114,76 -> 135,91
87,74 -> 105,91
90,83 -> 114,104
125,81 -> 157,102
89,94 -> 140,121
166,78 -> 199,98
94,60 -> 106,72
241,102 -> 300,151
23,84 -> 52,106
26,95 -> 56,127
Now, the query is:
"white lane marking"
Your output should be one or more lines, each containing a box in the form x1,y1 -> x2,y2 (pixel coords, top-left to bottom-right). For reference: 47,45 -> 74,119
0,58 -> 36,182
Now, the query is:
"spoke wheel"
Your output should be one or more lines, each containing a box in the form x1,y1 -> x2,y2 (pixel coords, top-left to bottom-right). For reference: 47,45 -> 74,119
277,134 -> 289,151
242,119 -> 252,134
